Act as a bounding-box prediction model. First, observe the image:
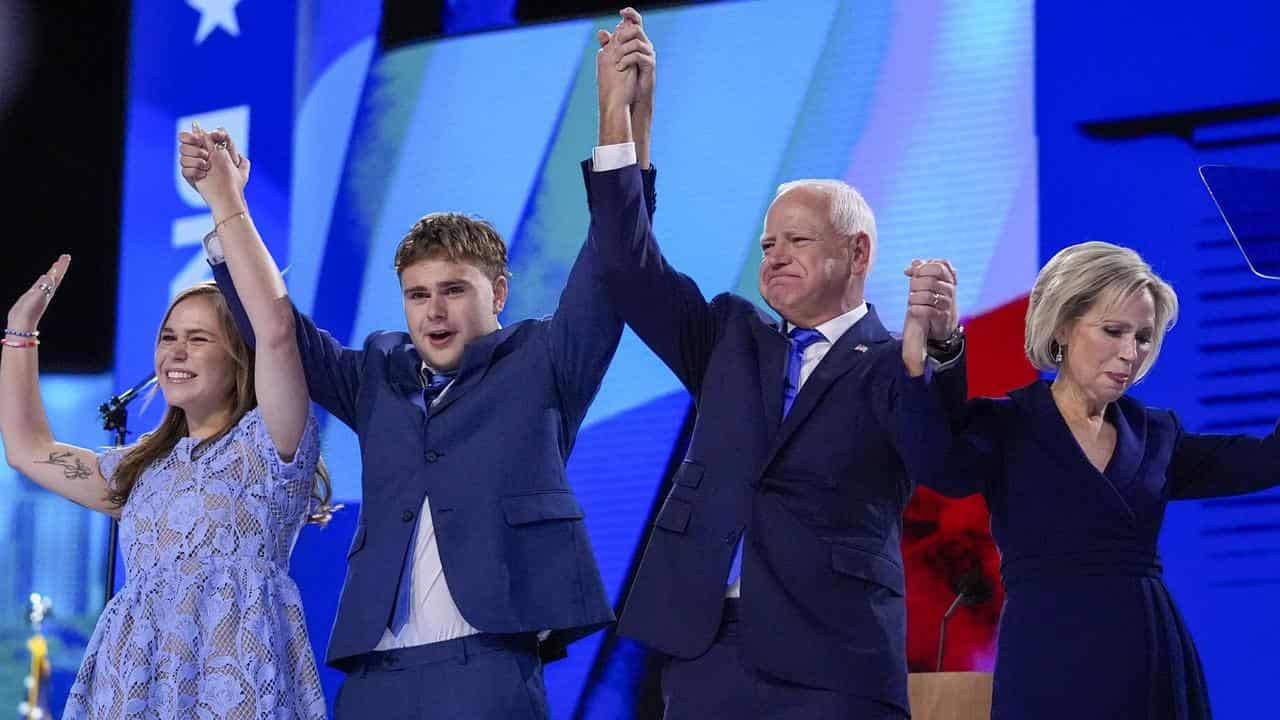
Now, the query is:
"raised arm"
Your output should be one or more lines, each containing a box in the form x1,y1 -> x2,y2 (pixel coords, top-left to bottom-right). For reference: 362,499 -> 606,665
179,127 -> 308,458
179,130 -> 364,428
206,262 -> 363,428
0,256 -> 116,514
615,7 -> 653,172
877,364 -> 1004,501
547,11 -> 659,416
889,262 -> 991,498
1169,412 -> 1280,499
585,10 -> 721,395
903,258 -> 968,428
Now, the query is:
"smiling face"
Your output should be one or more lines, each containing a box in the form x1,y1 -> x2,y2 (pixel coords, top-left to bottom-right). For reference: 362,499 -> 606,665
400,252 -> 508,372
154,293 -> 240,421
758,185 -> 870,328
1057,288 -> 1156,405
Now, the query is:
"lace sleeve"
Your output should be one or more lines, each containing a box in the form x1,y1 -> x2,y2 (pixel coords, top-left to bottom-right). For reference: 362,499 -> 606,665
246,408 -> 323,525
96,446 -> 129,492
248,407 -> 321,487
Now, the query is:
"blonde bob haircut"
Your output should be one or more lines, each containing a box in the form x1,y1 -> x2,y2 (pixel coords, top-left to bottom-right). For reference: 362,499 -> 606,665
1024,241 -> 1179,382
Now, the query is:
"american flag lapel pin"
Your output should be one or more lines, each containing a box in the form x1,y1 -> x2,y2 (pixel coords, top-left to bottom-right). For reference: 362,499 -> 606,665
854,344 -> 868,353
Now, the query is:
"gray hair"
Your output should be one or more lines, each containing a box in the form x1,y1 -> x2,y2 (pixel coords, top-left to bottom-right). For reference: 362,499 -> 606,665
1025,241 -> 1179,381
774,179 -> 878,269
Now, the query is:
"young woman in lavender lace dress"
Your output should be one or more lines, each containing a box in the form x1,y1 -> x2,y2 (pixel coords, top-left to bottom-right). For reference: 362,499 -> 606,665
0,127 -> 331,719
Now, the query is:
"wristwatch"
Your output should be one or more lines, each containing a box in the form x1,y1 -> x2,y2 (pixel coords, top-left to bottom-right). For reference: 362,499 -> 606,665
926,325 -> 965,361
201,228 -> 226,264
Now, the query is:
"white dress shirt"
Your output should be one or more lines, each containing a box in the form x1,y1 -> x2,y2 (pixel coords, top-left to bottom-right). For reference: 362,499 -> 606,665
374,490 -> 482,649
787,304 -> 869,389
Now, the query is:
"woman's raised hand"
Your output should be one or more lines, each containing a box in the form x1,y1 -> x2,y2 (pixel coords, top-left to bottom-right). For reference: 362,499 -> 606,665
8,254 -> 70,334
177,123 -> 251,220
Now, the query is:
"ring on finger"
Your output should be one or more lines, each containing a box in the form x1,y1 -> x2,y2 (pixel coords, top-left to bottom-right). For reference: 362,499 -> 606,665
39,282 -> 54,297
931,291 -> 940,307
214,140 -> 228,150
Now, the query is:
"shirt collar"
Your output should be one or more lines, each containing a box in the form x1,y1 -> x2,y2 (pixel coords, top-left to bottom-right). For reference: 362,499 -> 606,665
786,302 -> 868,346
419,361 -> 450,387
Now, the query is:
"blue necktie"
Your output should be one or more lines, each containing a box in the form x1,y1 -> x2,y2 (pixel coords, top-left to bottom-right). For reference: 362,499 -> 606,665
389,370 -> 455,634
728,327 -> 827,586
781,327 -> 826,419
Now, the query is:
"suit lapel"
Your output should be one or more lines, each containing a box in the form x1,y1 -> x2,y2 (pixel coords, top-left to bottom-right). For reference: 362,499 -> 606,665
765,305 -> 892,463
1011,381 -> 1138,523
751,316 -> 788,432
1102,396 -> 1148,508
388,344 -> 425,395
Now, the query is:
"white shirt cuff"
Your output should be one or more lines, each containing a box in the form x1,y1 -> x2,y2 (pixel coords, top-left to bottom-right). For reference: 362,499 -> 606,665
592,142 -> 637,172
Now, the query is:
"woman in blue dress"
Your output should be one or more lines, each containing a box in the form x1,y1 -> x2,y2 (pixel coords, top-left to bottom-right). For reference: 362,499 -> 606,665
904,241 -> 1279,719
0,127 -> 331,719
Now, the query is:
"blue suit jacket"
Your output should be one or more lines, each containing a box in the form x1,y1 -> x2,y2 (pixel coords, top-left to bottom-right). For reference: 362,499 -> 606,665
583,163 -> 966,711
212,169 -> 655,668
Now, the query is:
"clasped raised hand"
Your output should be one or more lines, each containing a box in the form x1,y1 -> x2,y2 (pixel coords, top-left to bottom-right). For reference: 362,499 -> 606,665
904,258 -> 959,342
177,123 -> 251,220
596,7 -> 656,112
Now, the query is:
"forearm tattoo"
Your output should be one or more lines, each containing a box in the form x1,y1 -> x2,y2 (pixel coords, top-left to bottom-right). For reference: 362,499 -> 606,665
34,451 -> 93,480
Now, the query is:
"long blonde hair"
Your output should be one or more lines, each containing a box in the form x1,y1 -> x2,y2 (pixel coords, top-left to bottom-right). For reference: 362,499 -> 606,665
107,283 -> 334,524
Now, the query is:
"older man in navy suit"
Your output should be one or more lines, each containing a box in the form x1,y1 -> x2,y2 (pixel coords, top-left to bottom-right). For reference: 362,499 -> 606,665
181,55 -> 657,719
586,9 -> 967,719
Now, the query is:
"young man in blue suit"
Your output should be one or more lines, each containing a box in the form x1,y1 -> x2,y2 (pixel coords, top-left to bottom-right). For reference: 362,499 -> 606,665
178,52 -> 657,718
587,9 -> 967,719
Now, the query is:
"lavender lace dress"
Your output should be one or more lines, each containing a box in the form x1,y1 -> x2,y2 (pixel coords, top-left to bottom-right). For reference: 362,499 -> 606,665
64,409 -> 327,719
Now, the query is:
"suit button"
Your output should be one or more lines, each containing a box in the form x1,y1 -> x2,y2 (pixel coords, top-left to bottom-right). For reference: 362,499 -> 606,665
402,510 -> 416,522
425,451 -> 440,463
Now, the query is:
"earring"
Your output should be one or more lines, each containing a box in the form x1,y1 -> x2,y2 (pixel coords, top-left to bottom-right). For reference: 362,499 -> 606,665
1054,344 -> 1063,364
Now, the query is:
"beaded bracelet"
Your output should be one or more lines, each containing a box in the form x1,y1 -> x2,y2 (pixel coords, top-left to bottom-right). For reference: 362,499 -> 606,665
1,337 -> 39,348
4,328 -> 39,338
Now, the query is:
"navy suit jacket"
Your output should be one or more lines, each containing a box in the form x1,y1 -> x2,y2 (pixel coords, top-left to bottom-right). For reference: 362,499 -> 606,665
583,162 -> 966,711
212,169 -> 655,669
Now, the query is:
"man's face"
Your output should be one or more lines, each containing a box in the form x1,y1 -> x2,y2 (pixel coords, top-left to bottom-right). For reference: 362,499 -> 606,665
399,254 -> 508,372
758,186 -> 868,327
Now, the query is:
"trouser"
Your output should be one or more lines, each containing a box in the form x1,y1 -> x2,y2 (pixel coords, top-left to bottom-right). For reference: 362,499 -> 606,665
335,632 -> 548,719
661,600 -> 907,720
